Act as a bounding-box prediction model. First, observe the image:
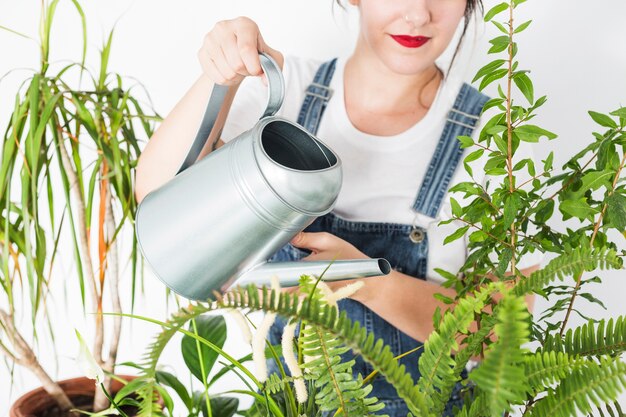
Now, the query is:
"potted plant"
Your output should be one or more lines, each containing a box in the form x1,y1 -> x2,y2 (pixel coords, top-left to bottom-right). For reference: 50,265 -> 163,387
1,1 -> 159,415
117,0 -> 626,416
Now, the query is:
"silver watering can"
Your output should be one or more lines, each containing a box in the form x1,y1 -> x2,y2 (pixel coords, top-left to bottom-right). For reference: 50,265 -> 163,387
135,52 -> 390,301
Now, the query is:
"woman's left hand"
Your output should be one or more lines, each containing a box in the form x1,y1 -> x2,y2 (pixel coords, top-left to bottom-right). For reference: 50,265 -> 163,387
284,232 -> 373,297
292,231 -> 368,262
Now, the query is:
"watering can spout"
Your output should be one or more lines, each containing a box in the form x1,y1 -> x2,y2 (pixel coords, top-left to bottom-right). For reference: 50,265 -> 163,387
232,258 -> 392,289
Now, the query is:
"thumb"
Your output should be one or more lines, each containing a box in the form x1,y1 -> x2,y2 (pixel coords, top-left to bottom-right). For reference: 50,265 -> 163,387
290,232 -> 325,253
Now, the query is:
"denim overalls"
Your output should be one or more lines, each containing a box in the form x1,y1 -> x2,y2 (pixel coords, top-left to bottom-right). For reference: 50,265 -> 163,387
265,58 -> 489,417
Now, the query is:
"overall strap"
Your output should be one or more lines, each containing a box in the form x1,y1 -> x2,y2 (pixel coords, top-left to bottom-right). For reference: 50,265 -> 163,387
412,83 -> 489,218
297,58 -> 338,134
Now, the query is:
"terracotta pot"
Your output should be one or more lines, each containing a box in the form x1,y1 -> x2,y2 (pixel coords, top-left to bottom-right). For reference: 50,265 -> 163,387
9,374 -> 141,417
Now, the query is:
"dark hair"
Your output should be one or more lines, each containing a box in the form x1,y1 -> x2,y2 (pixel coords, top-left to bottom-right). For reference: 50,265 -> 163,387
332,0 -> 484,76
448,0 -> 484,75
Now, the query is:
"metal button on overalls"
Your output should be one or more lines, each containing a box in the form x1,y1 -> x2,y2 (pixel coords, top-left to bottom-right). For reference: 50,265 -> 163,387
409,228 -> 425,243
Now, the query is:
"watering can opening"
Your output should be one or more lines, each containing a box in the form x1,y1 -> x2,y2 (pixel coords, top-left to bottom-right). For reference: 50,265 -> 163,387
260,120 -> 337,171
376,258 -> 392,275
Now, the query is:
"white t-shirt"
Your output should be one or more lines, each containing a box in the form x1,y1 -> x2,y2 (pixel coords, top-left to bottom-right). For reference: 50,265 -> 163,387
221,54 -> 544,283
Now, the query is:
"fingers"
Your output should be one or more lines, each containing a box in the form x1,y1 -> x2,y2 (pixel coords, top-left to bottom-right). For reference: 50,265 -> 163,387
198,16 -> 278,86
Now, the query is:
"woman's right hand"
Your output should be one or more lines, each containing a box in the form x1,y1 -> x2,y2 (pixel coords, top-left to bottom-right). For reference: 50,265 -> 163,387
198,16 -> 284,86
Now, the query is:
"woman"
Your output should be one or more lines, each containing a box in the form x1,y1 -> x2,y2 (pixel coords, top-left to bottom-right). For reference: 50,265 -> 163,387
134,0 -> 542,415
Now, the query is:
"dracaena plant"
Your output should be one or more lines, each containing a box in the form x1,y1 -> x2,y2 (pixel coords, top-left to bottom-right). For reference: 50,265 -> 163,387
0,0 -> 158,413
115,1 -> 626,416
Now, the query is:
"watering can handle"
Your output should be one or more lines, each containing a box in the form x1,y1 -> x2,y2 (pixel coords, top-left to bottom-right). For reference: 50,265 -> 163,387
175,52 -> 285,175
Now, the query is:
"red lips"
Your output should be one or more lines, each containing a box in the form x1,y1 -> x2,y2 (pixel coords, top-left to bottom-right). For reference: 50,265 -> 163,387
390,35 -> 430,48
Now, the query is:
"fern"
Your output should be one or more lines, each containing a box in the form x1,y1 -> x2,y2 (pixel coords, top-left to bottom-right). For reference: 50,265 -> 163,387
417,284 -> 492,414
543,316 -> 626,357
523,351 -> 586,395
512,246 -> 622,297
219,284 -> 432,417
592,401 -> 626,417
294,275 -> 385,416
264,372 -> 297,396
469,294 -> 530,417
529,356 -> 626,417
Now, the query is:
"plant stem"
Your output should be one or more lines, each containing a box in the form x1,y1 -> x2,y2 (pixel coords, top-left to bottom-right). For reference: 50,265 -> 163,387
559,149 -> 626,335
0,309 -> 76,413
506,0 -> 517,274
55,121 -> 104,409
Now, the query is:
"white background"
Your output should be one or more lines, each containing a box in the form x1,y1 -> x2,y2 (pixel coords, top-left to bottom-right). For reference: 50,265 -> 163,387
1,0 -> 625,415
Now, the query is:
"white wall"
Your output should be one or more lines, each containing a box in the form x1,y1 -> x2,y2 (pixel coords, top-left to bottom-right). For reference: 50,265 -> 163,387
1,0 -> 625,414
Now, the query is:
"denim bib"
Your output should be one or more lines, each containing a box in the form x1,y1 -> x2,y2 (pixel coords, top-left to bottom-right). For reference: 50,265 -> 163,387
265,58 -> 488,417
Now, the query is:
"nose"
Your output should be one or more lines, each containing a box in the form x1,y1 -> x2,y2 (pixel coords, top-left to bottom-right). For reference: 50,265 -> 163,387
404,1 -> 431,29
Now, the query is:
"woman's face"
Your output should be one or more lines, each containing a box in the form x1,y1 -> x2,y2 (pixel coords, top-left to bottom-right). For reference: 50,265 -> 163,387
349,0 -> 467,75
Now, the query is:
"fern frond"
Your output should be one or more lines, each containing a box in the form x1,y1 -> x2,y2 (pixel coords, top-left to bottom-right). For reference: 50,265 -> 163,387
220,284 -> 432,417
417,284 -> 492,414
513,246 -> 622,297
264,372 -> 297,396
523,351 -> 586,395
285,275 -> 386,416
543,316 -> 626,357
134,379 -> 164,417
469,294 -> 530,417
593,401 -> 626,417
529,357 -> 626,417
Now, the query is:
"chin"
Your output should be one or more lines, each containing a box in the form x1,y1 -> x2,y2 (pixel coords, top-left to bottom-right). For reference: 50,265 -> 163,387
379,53 -> 437,76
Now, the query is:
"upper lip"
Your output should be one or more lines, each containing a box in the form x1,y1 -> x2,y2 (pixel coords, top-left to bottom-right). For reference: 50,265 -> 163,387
391,34 -> 431,39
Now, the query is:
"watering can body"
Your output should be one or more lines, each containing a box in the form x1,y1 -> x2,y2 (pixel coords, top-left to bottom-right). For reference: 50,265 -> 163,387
135,53 -> 390,301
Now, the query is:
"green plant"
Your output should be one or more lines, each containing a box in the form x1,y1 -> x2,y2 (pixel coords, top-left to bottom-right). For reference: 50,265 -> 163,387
114,0 -> 625,416
0,0 -> 158,413
80,0 -> 626,417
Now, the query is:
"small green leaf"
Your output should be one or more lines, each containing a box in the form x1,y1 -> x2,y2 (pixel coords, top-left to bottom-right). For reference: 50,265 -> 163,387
543,151 -> 554,172
484,2 -> 509,22
535,199 -> 555,223
479,69 -> 509,91
560,198 -> 599,220
512,159 -> 528,171
486,125 -> 507,135
514,125 -> 557,142
570,170 -> 614,198
458,135 -> 474,148
605,193 -> 626,230
496,248 -> 514,276
444,225 -> 470,245
493,133 -> 509,154
513,72 -> 534,104
513,20 -> 532,34
488,38 -> 511,54
588,110 -> 618,128
156,371 -> 193,411
491,20 -> 509,34
472,59 -> 506,83
503,192 -> 522,230
450,197 -> 463,217
609,107 -> 626,120
434,267 -> 458,282
433,292 -> 455,304
465,148 -> 485,163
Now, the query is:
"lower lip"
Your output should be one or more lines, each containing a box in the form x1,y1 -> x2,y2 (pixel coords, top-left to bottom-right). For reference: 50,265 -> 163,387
390,35 -> 430,48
